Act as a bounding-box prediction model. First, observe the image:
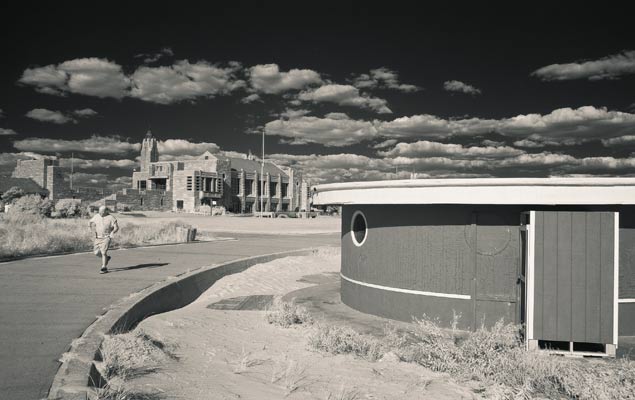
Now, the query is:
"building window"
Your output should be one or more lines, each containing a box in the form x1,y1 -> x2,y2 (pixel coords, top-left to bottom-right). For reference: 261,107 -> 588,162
160,198 -> 164,206
281,183 -> 288,197
187,176 -> 192,191
231,177 -> 240,195
140,197 -> 144,206
270,182 -> 277,196
195,176 -> 201,191
176,200 -> 184,209
139,180 -> 147,190
177,162 -> 184,171
245,179 -> 253,196
351,210 -> 368,247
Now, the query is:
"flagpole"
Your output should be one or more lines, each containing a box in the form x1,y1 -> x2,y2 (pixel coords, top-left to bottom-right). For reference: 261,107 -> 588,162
260,128 -> 264,218
70,152 -> 74,191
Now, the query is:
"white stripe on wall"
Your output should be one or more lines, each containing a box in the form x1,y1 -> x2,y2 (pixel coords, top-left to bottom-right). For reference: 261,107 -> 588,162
340,273 -> 471,300
526,211 -> 536,343
619,299 -> 635,303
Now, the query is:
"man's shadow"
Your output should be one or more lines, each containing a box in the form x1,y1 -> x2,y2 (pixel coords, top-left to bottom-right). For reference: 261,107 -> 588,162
107,262 -> 170,273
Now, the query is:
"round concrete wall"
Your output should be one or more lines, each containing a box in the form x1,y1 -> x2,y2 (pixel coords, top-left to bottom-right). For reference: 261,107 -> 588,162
340,204 -> 523,330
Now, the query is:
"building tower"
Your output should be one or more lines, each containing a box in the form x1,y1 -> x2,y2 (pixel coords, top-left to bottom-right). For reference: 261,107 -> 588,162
140,130 -> 159,172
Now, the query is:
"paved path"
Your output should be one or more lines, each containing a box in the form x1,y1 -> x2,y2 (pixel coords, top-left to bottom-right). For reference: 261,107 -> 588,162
0,232 -> 339,400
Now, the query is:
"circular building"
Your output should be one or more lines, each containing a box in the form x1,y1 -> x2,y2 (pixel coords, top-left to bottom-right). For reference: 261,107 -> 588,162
312,178 -> 635,356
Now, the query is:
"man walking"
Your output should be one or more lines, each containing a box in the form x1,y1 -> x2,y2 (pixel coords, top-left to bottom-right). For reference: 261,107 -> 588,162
89,206 -> 119,274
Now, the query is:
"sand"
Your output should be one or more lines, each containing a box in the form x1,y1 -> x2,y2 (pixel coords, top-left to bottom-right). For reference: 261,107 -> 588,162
126,248 -> 477,399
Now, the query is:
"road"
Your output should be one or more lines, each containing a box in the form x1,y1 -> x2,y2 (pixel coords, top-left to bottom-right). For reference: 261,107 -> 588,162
0,232 -> 339,400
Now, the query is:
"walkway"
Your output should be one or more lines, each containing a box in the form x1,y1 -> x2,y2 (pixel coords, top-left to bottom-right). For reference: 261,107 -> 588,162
0,232 -> 339,400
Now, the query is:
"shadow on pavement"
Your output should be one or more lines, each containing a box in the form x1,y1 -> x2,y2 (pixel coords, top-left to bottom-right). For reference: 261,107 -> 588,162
108,262 -> 170,273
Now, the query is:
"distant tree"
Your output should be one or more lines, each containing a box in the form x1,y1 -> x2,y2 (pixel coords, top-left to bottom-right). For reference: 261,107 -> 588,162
10,195 -> 54,217
55,199 -> 81,218
1,187 -> 25,204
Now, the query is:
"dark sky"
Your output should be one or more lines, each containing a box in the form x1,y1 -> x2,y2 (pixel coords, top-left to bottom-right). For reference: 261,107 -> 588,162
1,3 -> 635,186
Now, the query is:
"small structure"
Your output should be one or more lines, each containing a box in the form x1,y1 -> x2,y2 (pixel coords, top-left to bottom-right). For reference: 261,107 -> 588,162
312,178 -> 635,356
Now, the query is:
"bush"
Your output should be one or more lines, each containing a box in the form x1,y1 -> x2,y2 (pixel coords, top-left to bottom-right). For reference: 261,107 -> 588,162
307,323 -> 384,361
9,195 -> 53,217
55,199 -> 82,218
265,297 -> 313,327
1,186 -> 25,203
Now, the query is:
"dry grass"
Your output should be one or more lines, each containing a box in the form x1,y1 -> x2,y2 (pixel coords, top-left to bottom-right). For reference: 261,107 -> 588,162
270,358 -> 311,396
0,212 -> 195,259
267,301 -> 635,399
100,329 -> 177,379
307,323 -> 385,361
265,297 -> 314,328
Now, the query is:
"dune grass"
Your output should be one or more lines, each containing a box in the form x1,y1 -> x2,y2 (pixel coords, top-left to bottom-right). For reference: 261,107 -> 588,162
269,300 -> 635,399
0,212 -> 196,260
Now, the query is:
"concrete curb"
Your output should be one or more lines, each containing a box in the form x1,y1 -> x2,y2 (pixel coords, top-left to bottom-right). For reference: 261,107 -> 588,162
47,247 -> 318,400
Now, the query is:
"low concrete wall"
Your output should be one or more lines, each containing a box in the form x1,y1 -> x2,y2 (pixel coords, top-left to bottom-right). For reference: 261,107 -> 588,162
47,248 -> 318,400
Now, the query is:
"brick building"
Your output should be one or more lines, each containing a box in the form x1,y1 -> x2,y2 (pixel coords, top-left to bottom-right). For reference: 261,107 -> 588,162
130,131 -> 308,213
11,158 -> 68,201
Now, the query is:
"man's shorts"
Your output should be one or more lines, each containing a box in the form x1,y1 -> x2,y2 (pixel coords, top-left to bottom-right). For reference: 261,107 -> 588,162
93,237 -> 111,256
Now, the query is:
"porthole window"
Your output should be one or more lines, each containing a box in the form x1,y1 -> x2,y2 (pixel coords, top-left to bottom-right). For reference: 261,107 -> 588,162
351,210 -> 368,247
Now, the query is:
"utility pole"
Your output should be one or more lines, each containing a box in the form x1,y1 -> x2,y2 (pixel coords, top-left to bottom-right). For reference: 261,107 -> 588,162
260,128 -> 264,218
70,152 -> 74,191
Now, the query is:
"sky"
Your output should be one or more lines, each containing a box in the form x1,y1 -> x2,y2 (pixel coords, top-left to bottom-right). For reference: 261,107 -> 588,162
1,3 -> 635,189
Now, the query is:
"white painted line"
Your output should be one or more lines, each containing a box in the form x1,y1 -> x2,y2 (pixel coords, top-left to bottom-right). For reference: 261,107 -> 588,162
527,211 -> 536,343
614,212 -> 619,347
340,273 -> 471,300
618,299 -> 635,303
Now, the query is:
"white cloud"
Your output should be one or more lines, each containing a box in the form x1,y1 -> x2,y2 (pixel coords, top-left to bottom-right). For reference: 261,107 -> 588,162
13,135 -> 141,154
443,80 -> 481,95
602,135 -> 635,146
241,93 -> 261,104
280,108 -> 311,119
0,128 -> 17,136
25,108 -> 76,124
157,139 -> 220,157
264,114 -> 378,146
372,139 -> 398,149
73,108 -> 98,117
298,84 -> 392,114
352,67 -> 420,92
248,64 -> 322,94
59,158 -> 137,169
532,50 -> 635,81
135,47 -> 174,64
130,60 -> 245,104
378,140 -> 524,159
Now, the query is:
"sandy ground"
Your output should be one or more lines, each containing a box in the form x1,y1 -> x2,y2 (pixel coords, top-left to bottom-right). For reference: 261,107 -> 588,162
128,248 -> 477,400
116,212 -> 340,235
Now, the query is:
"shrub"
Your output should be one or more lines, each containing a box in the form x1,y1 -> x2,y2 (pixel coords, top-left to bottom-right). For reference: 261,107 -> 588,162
55,199 -> 82,218
265,297 -> 313,327
8,195 -> 53,217
1,186 -> 25,203
307,323 -> 384,361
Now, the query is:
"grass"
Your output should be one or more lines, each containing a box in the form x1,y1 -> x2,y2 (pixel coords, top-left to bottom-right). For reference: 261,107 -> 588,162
96,329 -> 175,400
270,358 -> 311,397
0,212 -> 196,260
264,297 -> 314,327
269,300 -> 635,399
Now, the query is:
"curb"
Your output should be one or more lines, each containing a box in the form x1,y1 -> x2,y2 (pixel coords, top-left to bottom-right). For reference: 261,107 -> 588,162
46,247 -> 318,400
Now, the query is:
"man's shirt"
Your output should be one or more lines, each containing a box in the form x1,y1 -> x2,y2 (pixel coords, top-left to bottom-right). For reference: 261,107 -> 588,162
90,214 -> 118,238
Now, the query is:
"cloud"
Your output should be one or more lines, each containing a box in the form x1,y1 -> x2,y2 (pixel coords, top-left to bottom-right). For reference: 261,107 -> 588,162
280,108 -> 311,119
134,47 -> 174,64
298,84 -> 392,114
59,157 -> 137,169
240,93 -> 261,104
0,152 -> 49,166
25,108 -> 76,124
19,58 -> 130,98
13,135 -> 141,154
602,135 -> 635,146
248,64 -> 322,94
377,106 -> 635,142
130,60 -> 245,104
73,108 -> 98,117
532,50 -> 635,81
352,67 -> 420,92
264,114 -> 378,146
372,139 -> 398,149
443,80 -> 481,95
0,128 -> 17,136
378,140 -> 524,159
157,139 -> 221,157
